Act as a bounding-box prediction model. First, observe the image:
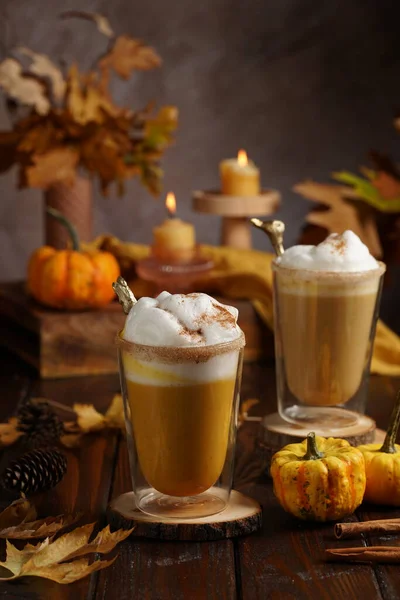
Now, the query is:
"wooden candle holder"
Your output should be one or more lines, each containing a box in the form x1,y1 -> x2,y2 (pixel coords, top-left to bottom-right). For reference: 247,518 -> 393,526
192,189 -> 280,250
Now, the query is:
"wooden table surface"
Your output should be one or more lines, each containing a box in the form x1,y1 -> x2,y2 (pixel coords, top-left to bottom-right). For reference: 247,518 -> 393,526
0,348 -> 399,600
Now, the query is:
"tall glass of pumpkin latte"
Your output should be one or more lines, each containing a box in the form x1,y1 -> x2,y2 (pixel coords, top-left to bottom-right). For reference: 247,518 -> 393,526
117,291 -> 245,519
273,231 -> 385,431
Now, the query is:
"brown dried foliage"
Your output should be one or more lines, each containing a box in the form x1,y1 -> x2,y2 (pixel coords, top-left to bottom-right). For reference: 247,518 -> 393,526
0,516 -> 133,583
0,14 -> 177,195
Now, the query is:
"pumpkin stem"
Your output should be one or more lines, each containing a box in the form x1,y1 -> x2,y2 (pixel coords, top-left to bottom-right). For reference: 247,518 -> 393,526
46,207 -> 80,252
303,432 -> 324,461
380,390 -> 400,454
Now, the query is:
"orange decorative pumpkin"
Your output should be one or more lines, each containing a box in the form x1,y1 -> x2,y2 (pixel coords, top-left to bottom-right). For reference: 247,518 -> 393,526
28,208 -> 120,310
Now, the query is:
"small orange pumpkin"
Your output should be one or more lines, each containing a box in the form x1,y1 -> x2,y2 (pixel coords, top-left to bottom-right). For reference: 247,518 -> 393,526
28,208 -> 120,310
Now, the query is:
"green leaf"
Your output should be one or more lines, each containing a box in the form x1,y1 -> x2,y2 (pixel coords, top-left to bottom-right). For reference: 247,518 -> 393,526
332,171 -> 400,213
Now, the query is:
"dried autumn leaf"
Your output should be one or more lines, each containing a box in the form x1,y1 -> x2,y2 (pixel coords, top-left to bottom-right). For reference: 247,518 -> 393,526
17,121 -> 63,155
21,147 -> 79,189
0,497 -> 37,530
0,513 -> 79,540
72,395 -> 125,433
140,162 -> 163,195
73,404 -> 106,432
105,394 -> 125,429
99,35 -> 161,81
80,127 -> 131,193
66,64 -> 120,125
60,11 -> 114,38
238,398 -> 260,425
16,47 -> 66,101
294,180 -> 383,258
372,172 -> 400,201
144,105 -> 178,150
0,523 -> 133,583
18,556 -> 117,585
0,418 -> 23,446
0,58 -> 50,115
54,524 -> 132,561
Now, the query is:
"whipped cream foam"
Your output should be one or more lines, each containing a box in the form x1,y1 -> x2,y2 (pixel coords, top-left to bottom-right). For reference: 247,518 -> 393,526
123,291 -> 242,347
276,231 -> 378,272
122,292 -> 243,385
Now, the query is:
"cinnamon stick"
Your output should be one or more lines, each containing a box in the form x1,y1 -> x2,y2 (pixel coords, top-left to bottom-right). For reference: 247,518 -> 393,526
326,546 -> 400,564
335,518 -> 400,539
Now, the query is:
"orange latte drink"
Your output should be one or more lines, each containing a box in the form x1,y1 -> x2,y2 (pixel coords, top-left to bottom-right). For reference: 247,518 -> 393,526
117,291 -> 245,518
272,231 -> 385,429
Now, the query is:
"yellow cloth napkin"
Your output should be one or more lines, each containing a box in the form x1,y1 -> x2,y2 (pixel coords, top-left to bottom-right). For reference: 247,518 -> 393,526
87,237 -> 400,376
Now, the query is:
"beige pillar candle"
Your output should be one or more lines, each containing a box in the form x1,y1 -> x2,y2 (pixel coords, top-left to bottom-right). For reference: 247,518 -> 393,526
152,192 -> 196,263
220,150 -> 260,196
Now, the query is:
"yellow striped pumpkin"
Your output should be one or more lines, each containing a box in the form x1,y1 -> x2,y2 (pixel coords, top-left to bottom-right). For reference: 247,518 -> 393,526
270,433 -> 366,522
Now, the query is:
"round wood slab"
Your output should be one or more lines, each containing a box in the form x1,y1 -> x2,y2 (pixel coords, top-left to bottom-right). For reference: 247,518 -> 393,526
262,411 -> 377,447
107,490 -> 262,541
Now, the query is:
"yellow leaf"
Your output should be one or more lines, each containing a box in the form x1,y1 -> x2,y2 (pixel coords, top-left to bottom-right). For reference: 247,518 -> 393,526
0,498 -> 37,530
17,47 -> 66,101
17,121 -> 63,155
0,523 -> 132,583
99,35 -> 161,80
22,147 -> 79,189
0,418 -> 23,446
105,394 -> 125,429
0,513 -> 80,540
56,525 -> 132,561
73,404 -> 106,432
20,556 -> 117,584
29,523 -> 95,567
0,540 -> 30,575
80,127 -> 130,192
66,64 -> 120,125
0,58 -> 50,115
238,398 -> 260,425
72,396 -> 125,434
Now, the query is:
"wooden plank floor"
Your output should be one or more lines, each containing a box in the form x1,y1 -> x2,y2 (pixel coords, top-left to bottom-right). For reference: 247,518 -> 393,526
0,349 -> 399,599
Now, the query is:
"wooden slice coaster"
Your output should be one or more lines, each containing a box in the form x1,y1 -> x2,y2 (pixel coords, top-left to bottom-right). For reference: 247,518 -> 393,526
107,490 -> 262,541
257,412 -> 383,475
262,411 -> 377,447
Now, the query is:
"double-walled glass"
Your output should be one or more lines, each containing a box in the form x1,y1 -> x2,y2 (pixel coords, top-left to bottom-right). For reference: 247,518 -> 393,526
117,332 -> 245,519
272,262 -> 385,432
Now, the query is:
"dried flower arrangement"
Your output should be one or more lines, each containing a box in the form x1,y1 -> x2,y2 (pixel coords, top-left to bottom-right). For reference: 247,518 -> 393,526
0,11 -> 178,195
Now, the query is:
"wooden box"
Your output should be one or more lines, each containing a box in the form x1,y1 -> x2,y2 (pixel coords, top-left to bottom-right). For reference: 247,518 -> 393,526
0,282 -> 274,379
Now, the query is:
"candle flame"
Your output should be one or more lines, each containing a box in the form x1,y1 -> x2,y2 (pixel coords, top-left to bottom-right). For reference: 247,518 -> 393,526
238,149 -> 248,166
165,192 -> 176,216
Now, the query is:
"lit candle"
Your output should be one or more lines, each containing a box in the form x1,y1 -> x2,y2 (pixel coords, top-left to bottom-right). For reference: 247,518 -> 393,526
220,150 -> 260,196
152,192 -> 196,263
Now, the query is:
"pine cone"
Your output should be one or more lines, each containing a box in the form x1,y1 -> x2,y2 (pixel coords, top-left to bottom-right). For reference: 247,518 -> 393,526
1,448 -> 67,495
17,399 -> 64,448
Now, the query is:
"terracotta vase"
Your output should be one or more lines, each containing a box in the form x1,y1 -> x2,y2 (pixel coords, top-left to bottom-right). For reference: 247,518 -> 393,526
44,175 -> 93,249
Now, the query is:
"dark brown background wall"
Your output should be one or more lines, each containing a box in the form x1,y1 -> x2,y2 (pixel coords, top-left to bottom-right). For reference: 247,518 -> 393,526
1,0 -> 399,328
